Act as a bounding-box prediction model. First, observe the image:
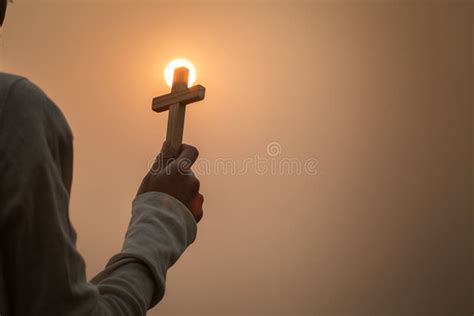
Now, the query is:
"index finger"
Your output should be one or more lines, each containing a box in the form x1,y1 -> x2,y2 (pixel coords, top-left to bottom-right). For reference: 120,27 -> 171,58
160,140 -> 178,161
150,140 -> 178,173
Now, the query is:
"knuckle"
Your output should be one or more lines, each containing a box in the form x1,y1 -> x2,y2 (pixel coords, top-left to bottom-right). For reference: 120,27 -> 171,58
196,209 -> 204,222
188,176 -> 200,193
167,164 -> 178,176
191,146 -> 199,158
177,159 -> 192,173
192,177 -> 201,192
183,144 -> 199,158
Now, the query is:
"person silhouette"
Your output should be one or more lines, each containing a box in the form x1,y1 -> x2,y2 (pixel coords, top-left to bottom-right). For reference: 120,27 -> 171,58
0,1 -> 204,315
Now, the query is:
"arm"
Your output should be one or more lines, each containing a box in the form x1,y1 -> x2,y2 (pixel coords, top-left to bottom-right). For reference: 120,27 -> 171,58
0,78 -> 201,315
90,192 -> 198,311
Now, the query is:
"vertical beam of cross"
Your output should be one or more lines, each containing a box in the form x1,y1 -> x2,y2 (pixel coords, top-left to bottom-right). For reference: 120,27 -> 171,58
166,67 -> 189,151
152,67 -> 206,152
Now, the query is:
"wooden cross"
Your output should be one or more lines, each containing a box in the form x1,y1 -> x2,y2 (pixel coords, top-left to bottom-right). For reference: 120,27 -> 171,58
152,67 -> 206,152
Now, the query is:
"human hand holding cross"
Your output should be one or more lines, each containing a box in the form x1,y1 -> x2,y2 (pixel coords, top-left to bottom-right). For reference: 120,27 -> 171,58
137,62 -> 206,223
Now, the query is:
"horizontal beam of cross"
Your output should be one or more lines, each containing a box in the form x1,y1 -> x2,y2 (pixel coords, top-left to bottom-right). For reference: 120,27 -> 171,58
152,85 -> 206,113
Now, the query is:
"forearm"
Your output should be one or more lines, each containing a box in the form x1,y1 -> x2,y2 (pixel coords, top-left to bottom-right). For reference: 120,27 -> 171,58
89,261 -> 155,315
90,192 -> 198,311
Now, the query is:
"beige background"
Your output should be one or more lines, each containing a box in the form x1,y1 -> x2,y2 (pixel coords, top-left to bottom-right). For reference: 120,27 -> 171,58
3,0 -> 472,315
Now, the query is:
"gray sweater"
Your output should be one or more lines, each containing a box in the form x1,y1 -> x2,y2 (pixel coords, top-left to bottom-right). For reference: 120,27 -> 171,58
0,73 -> 197,315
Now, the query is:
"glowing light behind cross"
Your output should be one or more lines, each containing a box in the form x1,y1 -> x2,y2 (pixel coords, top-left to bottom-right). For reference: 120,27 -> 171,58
164,58 -> 197,88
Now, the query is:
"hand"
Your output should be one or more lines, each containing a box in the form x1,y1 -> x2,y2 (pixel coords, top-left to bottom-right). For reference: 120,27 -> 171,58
137,141 -> 204,223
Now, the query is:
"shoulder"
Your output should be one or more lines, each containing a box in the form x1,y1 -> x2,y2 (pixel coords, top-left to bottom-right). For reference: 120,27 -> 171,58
0,72 -> 25,84
0,73 -> 52,114
0,72 -> 26,85
0,72 -> 26,108
0,73 -> 73,154
0,72 -> 70,130
0,72 -> 68,117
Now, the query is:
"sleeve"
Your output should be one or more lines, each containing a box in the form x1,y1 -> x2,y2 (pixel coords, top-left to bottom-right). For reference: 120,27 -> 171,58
0,78 -> 197,316
91,192 -> 197,307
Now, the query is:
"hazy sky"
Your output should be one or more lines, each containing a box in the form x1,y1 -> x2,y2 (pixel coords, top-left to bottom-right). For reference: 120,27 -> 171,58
3,1 -> 472,315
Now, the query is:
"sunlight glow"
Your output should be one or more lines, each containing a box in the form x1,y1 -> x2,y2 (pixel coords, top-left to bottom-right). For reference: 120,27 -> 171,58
164,58 -> 196,88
